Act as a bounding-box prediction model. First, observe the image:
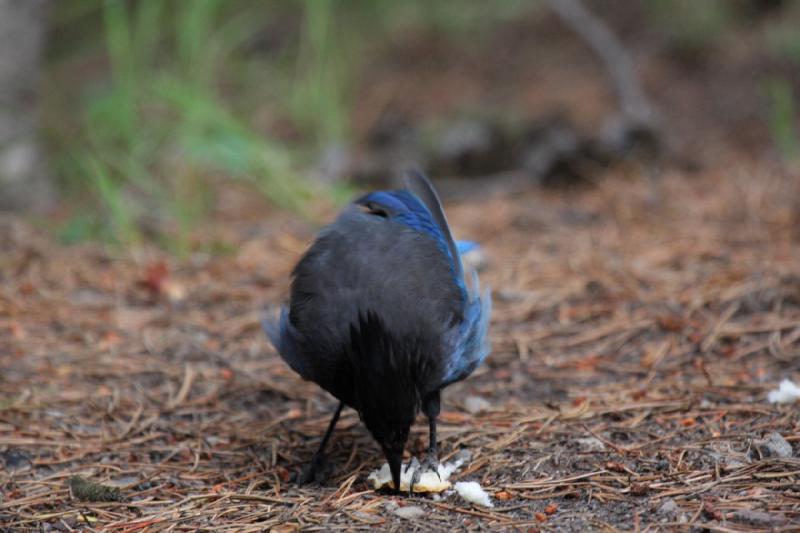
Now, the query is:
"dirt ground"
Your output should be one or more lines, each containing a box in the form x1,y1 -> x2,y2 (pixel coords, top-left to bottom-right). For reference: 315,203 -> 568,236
3,5 -> 800,531
2,160 -> 800,531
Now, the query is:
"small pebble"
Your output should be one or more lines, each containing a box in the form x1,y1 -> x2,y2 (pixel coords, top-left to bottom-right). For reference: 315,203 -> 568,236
464,396 -> 491,414
657,498 -> 679,517
575,437 -> 606,452
756,432 -> 793,458
393,505 -> 425,520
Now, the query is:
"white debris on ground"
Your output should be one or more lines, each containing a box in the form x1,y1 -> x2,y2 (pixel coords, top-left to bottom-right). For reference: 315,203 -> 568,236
454,481 -> 494,507
368,453 -> 467,493
767,379 -> 800,404
463,395 -> 491,414
369,450 -> 494,506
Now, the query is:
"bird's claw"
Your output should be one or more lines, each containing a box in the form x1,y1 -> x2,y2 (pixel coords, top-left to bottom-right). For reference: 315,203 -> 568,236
297,453 -> 330,485
421,454 -> 441,481
404,456 -> 420,474
408,454 -> 440,494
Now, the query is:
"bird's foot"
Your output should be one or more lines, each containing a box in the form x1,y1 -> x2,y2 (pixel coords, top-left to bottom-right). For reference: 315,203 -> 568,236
296,453 -> 333,485
404,456 -> 420,475
408,453 -> 440,494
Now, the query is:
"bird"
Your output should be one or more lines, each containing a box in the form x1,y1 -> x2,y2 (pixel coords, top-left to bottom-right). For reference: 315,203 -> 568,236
264,170 -> 491,493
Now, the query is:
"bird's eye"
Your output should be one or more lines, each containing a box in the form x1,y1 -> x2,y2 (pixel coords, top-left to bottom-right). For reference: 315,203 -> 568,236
360,202 -> 389,218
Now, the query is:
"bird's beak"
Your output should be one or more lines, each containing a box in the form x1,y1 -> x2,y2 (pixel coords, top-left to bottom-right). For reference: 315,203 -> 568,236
387,450 -> 402,493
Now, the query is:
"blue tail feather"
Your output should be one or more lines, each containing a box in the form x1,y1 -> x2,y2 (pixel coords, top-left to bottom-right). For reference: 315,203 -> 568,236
263,307 -> 310,378
441,271 -> 491,387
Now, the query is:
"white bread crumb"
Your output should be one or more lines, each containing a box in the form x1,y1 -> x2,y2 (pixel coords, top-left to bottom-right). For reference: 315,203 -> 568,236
768,379 -> 800,404
454,481 -> 493,507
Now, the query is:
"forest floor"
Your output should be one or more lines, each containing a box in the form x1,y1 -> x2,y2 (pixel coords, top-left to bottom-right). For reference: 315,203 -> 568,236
4,4 -> 800,531
2,162 -> 800,531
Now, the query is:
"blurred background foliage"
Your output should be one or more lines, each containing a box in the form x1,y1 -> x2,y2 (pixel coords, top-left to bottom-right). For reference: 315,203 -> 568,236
37,0 -> 800,250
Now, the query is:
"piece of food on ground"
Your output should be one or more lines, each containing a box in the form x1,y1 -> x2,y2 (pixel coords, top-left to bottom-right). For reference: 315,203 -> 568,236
454,481 -> 494,507
368,455 -> 466,493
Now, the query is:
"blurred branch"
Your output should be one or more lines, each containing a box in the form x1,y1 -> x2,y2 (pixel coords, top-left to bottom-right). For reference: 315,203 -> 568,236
545,0 -> 661,147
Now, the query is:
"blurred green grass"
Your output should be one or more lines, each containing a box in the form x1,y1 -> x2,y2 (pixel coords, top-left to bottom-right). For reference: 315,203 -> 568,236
44,0 -> 537,250
767,78 -> 800,160
41,0 -> 800,250
47,1 -> 322,250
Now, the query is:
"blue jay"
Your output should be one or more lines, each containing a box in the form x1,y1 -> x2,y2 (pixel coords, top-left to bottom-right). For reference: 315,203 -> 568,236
264,171 -> 491,493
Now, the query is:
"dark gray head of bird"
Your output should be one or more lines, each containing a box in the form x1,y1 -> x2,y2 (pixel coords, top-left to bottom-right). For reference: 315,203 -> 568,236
350,330 -> 419,491
372,423 -> 410,493
354,361 -> 417,491
359,392 -> 415,492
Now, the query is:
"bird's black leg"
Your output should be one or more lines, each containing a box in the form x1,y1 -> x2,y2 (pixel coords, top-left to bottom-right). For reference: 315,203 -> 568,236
298,401 -> 343,484
426,415 -> 439,468
409,391 -> 441,493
